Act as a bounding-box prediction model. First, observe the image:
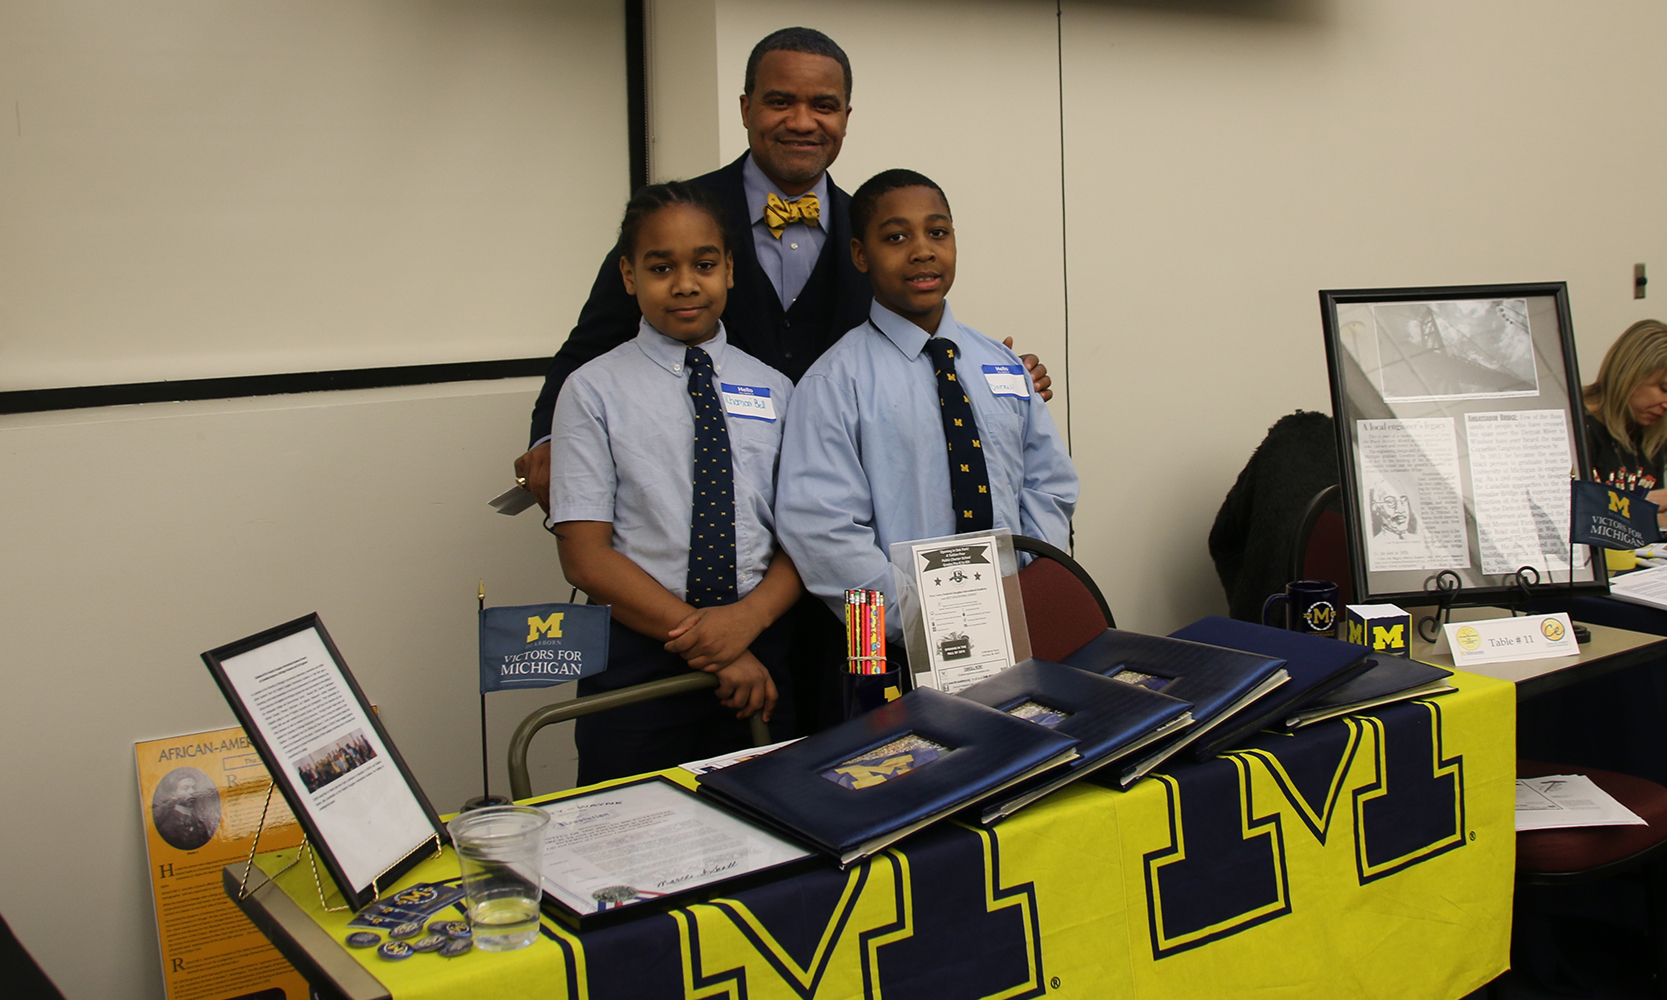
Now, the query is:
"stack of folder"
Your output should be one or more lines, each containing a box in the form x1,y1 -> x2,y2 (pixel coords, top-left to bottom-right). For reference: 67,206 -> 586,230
697,688 -> 1079,866
956,658 -> 1194,822
1278,651 -> 1454,729
1061,629 -> 1289,785
1165,617 -> 1373,759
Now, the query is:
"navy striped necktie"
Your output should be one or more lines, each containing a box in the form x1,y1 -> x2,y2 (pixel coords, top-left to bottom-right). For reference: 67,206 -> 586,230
924,337 -> 994,532
684,345 -> 738,607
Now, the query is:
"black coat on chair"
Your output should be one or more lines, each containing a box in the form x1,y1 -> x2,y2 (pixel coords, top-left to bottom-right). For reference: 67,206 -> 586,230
1208,410 -> 1340,622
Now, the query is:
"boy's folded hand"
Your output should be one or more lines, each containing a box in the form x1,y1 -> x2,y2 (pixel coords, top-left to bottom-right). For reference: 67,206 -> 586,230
665,605 -> 765,671
712,652 -> 777,722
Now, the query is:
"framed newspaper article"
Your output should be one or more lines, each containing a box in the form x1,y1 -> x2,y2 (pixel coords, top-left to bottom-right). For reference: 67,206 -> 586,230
202,613 -> 445,911
1321,282 -> 1605,606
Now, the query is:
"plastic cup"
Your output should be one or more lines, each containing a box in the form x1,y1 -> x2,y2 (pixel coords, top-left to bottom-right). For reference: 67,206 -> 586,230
446,805 -> 550,951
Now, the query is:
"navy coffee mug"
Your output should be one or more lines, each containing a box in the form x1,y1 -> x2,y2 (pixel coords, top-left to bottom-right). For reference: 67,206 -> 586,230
1262,580 -> 1341,638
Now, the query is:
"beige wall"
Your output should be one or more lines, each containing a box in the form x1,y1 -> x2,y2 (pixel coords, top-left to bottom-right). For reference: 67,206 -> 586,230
6,1 -> 1667,997
0,3 -> 617,996
1061,0 -> 1667,630
0,0 -> 625,389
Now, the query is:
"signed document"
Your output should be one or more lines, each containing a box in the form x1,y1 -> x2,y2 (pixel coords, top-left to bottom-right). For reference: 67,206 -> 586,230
537,778 -> 811,920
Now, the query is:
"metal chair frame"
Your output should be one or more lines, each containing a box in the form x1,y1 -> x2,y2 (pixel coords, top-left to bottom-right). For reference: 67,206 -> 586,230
508,672 -> 769,800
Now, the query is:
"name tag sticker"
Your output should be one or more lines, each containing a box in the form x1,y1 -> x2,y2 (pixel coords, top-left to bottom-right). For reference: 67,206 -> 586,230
719,383 -> 776,421
982,365 -> 1030,399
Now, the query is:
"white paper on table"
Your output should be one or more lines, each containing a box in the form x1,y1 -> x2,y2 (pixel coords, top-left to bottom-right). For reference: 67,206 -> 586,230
1355,418 -> 1470,572
678,738 -> 801,776
1608,563 -> 1667,611
1516,774 -> 1648,831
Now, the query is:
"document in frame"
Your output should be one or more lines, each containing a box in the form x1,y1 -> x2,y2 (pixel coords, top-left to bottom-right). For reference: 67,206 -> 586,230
1355,417 -> 1470,573
203,614 -> 444,909
905,533 -> 1019,694
1465,409 -> 1577,576
537,777 -> 810,928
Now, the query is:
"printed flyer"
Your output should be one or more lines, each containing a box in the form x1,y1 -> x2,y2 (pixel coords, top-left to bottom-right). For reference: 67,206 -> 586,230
136,725 -> 307,1000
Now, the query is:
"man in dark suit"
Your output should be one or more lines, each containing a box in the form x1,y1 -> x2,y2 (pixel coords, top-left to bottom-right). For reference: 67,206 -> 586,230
514,27 -> 1050,731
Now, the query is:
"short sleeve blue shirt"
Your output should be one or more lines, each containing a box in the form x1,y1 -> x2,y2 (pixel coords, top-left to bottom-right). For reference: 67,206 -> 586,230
550,320 -> 793,602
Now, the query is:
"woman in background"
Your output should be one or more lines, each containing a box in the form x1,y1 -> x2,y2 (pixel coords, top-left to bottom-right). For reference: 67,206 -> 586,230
1583,318 -> 1667,503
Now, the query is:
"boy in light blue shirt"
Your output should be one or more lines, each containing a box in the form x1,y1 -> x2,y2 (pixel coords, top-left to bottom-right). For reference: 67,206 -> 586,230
776,170 -> 1078,649
551,182 -> 802,783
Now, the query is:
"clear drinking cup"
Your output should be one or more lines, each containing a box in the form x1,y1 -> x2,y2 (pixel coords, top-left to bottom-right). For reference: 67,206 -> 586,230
446,805 -> 550,951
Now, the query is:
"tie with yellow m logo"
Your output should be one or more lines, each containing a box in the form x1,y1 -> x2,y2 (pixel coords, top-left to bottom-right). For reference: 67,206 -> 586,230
925,337 -> 993,532
763,192 -> 821,239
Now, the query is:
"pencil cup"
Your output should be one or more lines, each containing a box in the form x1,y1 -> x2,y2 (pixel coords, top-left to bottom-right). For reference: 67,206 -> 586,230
447,805 -> 549,951
841,669 -> 904,721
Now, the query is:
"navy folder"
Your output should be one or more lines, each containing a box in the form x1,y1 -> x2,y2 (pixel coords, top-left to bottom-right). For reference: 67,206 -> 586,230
1168,616 -> 1373,758
696,687 -> 1079,866
1279,652 -> 1455,729
956,658 -> 1195,823
1062,629 -> 1288,785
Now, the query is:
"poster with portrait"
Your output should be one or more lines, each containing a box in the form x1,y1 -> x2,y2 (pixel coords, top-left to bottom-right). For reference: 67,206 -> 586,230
135,725 -> 309,1000
1323,282 -> 1603,605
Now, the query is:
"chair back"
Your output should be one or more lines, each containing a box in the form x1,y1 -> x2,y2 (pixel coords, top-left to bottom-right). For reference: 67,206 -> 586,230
1289,485 -> 1354,606
1014,536 -> 1115,662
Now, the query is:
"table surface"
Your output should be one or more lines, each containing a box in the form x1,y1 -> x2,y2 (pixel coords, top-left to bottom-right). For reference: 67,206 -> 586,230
1407,604 -> 1667,697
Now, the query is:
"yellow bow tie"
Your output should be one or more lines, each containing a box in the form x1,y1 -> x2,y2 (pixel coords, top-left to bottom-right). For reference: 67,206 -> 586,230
763,192 -> 820,239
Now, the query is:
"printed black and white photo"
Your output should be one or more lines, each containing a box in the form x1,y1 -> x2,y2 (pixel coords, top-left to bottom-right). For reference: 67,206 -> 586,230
1373,298 -> 1539,402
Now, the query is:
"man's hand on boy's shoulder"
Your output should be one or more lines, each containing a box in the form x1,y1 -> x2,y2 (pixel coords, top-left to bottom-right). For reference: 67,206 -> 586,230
713,651 -> 777,721
1002,337 -> 1052,401
665,604 -> 766,671
513,441 -> 553,513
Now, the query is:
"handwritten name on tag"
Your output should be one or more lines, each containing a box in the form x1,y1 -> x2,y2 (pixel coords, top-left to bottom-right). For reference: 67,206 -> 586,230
1440,613 -> 1577,666
719,383 -> 776,421
981,365 -> 1029,399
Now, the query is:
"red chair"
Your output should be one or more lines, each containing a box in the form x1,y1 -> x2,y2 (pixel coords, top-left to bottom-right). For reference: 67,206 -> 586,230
1013,535 -> 1116,663
1289,484 -> 1354,606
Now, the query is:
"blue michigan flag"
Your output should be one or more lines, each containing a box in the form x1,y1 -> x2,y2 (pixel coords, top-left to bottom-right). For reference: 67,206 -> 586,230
478,603 -> 611,693
1570,480 -> 1662,551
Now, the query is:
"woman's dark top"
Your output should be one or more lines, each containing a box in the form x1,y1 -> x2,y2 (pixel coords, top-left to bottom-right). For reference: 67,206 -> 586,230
1584,412 -> 1665,491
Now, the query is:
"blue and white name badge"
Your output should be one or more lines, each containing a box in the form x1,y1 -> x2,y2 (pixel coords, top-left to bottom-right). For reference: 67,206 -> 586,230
719,383 -> 777,421
981,365 -> 1030,399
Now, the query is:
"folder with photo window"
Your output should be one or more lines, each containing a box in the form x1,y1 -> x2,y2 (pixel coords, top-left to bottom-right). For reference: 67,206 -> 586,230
956,658 -> 1195,823
695,687 -> 1079,866
1062,629 -> 1289,785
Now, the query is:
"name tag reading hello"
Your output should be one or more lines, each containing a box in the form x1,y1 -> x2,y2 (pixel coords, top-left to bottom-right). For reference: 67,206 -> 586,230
719,383 -> 777,421
982,365 -> 1030,399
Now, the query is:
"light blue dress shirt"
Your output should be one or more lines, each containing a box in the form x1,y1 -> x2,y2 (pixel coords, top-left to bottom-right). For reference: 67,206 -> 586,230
776,301 -> 1078,630
742,155 -> 829,311
550,320 -> 793,602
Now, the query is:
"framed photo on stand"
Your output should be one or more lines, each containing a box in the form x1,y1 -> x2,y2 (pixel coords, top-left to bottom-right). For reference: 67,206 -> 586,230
1320,282 -> 1605,608
203,613 -> 446,911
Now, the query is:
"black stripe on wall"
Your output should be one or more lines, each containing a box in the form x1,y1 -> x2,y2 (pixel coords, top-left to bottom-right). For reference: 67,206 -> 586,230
0,358 -> 551,415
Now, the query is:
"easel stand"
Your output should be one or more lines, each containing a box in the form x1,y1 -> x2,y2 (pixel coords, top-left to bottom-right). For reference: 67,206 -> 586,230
236,784 -> 442,913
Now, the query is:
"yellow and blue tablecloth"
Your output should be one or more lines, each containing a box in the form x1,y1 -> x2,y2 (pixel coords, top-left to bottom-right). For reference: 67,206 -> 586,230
254,669 -> 1514,1000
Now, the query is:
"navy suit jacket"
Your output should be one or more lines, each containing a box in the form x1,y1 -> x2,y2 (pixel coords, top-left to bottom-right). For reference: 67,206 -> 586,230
528,154 -> 873,446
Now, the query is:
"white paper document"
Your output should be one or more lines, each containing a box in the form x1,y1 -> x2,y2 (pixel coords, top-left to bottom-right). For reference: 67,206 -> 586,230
1516,774 -> 1648,831
1465,409 -> 1575,576
1440,613 -> 1577,666
1608,564 -> 1667,612
538,780 -> 808,916
678,739 -> 801,776
1356,418 -> 1470,572
906,536 -> 1017,694
218,629 -> 436,892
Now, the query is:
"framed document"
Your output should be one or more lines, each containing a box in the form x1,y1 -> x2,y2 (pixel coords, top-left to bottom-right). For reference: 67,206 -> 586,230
889,528 -> 1031,694
534,776 -> 815,930
202,613 -> 445,911
1321,282 -> 1604,606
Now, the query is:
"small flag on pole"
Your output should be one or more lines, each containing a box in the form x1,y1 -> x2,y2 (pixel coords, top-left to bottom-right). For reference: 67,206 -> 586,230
478,603 -> 610,693
1570,480 -> 1662,551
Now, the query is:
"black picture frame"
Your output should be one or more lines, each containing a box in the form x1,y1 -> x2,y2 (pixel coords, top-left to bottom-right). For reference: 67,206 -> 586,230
529,775 -> 821,932
1320,282 -> 1606,607
202,612 -> 446,911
